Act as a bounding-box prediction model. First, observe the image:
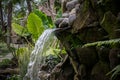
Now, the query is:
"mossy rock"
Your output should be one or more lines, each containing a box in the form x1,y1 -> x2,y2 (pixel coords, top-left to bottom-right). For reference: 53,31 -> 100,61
109,48 -> 120,69
100,11 -> 120,39
77,26 -> 108,43
91,61 -> 110,80
76,47 -> 98,67
97,46 -> 110,62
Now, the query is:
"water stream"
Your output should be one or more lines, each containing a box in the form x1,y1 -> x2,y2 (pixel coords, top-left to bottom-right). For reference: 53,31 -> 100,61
24,29 -> 58,80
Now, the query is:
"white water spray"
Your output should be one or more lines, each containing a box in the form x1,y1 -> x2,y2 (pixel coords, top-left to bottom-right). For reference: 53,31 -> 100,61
24,29 -> 58,80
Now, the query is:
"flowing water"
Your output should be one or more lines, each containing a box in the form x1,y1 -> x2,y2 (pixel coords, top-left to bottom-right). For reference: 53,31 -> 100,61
24,29 -> 58,80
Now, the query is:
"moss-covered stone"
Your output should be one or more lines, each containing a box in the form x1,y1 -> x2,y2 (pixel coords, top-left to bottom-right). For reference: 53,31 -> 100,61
76,47 -> 98,67
91,61 -> 110,80
97,46 -> 110,62
77,26 -> 108,43
100,11 -> 120,39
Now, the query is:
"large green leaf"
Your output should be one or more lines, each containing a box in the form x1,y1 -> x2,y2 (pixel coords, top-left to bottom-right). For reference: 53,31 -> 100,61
27,13 -> 44,41
34,10 -> 54,28
12,23 -> 29,37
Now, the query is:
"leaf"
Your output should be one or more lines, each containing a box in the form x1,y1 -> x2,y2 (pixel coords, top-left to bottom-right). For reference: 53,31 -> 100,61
27,13 -> 44,41
12,23 -> 29,37
106,65 -> 120,80
34,10 -> 48,24
34,10 -> 54,28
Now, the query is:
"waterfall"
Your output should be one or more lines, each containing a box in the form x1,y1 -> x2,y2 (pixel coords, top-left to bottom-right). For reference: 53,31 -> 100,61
24,29 -> 58,80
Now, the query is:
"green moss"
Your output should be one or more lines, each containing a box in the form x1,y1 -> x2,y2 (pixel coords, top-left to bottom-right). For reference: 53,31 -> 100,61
82,38 -> 120,48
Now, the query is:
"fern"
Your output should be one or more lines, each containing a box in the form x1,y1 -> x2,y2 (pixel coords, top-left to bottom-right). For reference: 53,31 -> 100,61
106,65 -> 120,80
82,38 -> 120,48
12,23 -> 29,37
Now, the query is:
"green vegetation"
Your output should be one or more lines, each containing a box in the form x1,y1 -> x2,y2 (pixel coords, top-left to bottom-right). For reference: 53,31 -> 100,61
6,75 -> 19,80
0,59 -> 11,68
16,46 -> 32,80
107,65 -> 120,80
12,10 -> 54,43
0,42 -> 11,56
82,39 -> 120,48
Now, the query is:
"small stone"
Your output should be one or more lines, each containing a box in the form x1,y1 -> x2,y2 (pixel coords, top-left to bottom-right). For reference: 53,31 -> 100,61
69,8 -> 76,15
59,18 -> 69,28
66,0 -> 79,11
62,12 -> 69,18
69,14 -> 76,26
55,18 -> 64,27
75,4 -> 80,13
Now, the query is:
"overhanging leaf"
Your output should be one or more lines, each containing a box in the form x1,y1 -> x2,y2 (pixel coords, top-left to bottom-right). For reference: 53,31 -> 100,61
34,10 -> 54,28
27,13 -> 44,41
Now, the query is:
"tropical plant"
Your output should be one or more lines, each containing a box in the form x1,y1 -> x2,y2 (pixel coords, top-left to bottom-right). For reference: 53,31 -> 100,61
16,46 -> 33,80
27,12 -> 44,41
12,10 -> 54,43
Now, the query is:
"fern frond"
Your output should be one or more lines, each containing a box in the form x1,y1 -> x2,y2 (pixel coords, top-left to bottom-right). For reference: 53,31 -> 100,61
106,65 -> 120,80
82,38 -> 120,48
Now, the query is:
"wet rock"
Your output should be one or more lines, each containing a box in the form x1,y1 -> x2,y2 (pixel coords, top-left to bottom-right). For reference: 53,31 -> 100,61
91,61 -> 110,80
66,0 -> 79,11
50,56 -> 74,80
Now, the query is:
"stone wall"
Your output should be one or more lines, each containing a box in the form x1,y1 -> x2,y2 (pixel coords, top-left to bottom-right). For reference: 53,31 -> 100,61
39,0 -> 120,80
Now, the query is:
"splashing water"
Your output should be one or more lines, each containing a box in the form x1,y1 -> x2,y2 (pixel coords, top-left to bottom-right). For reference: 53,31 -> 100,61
24,29 -> 58,80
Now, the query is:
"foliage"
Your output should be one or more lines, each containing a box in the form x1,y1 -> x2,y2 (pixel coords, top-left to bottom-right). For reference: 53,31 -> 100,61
12,23 -> 29,37
45,54 -> 61,70
0,59 -> 11,68
0,42 -> 11,56
16,46 -> 33,80
27,12 -> 44,42
56,8 -> 62,18
6,75 -> 19,80
106,65 -> 120,80
82,38 -> 120,48
12,10 -> 54,42
34,9 -> 54,28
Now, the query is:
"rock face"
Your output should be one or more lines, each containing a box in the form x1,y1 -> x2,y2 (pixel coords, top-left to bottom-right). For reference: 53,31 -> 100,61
39,0 -> 120,80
